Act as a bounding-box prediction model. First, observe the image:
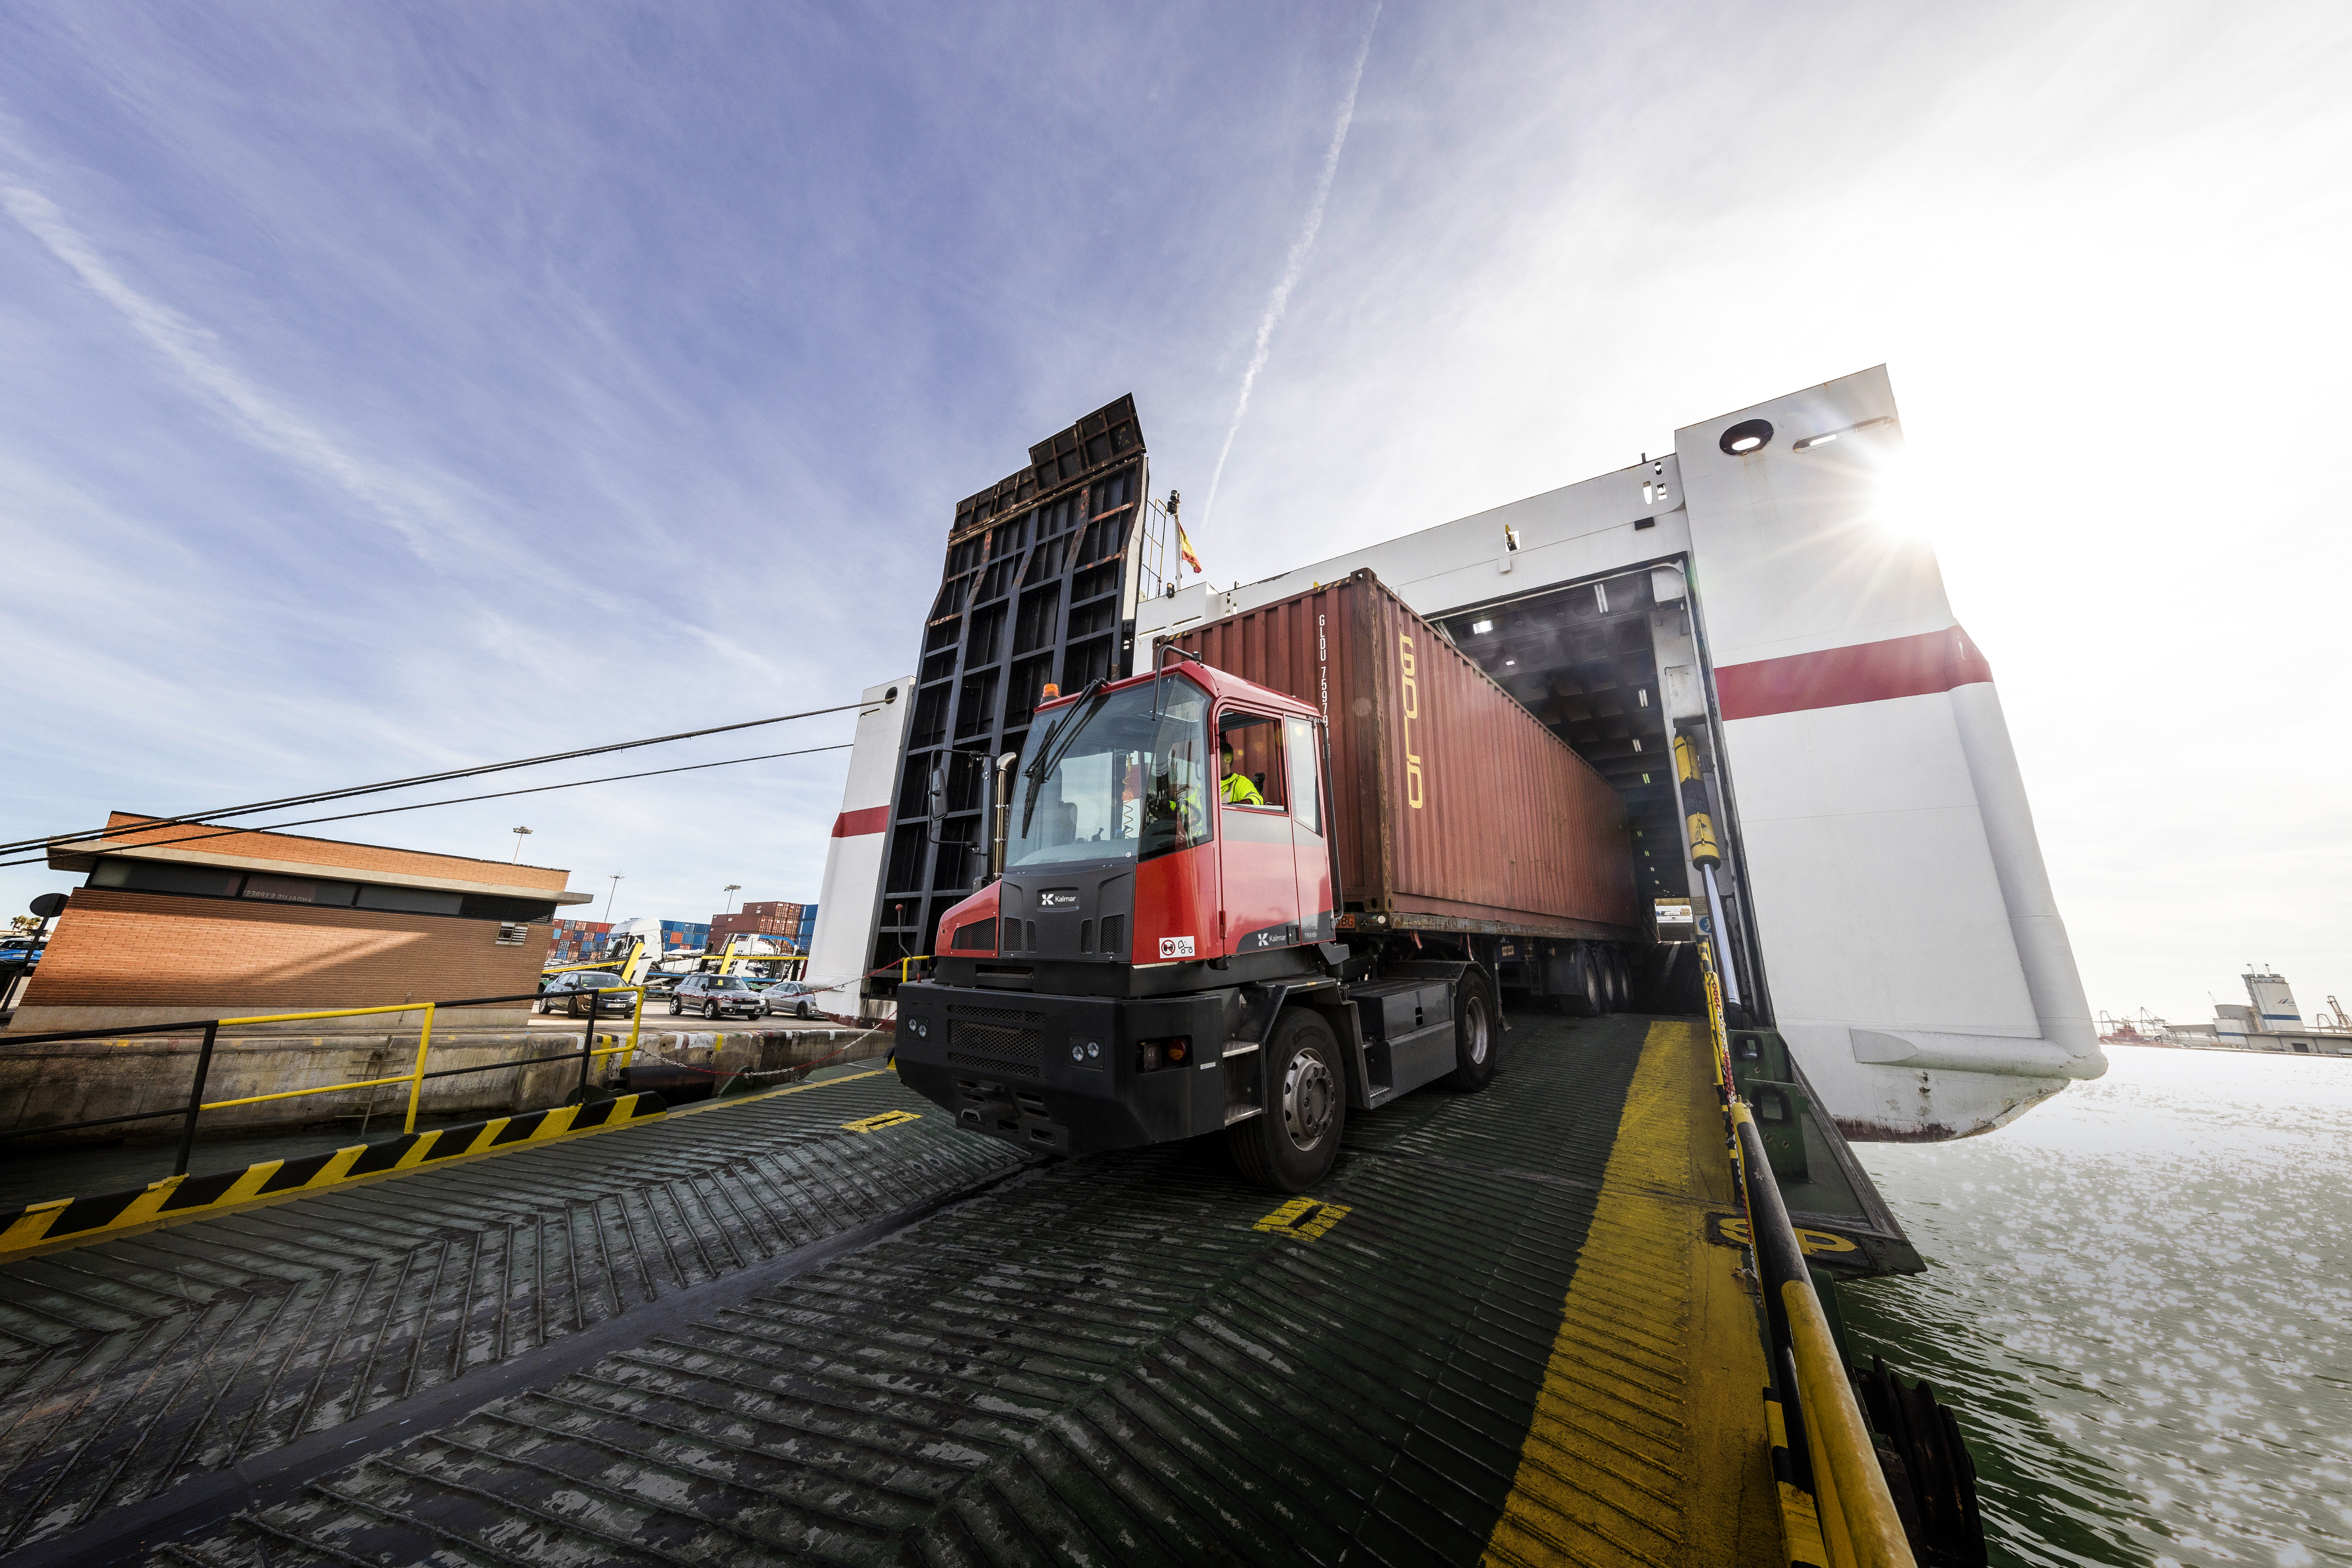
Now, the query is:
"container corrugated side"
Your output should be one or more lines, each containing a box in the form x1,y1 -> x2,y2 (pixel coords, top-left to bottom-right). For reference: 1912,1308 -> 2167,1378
1171,570 -> 1643,939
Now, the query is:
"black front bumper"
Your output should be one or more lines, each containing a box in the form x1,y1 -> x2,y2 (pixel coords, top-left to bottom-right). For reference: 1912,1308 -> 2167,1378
894,981 -> 1244,1156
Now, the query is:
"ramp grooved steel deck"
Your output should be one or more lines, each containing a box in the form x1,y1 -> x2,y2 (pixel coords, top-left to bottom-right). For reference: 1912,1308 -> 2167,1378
113,1016 -> 1764,1568
2,1016 -> 1788,1566
0,1073 -> 1025,1554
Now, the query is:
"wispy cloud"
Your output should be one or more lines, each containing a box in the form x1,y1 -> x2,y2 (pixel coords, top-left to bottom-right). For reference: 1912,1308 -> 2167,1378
1197,4 -> 1381,533
0,175 -> 476,563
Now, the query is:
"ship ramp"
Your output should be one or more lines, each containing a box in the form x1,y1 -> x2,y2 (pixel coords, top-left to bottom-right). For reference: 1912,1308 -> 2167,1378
0,1013 -> 1879,1565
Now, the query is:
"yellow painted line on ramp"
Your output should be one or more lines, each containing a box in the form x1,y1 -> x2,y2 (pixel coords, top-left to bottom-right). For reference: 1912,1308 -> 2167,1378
1481,1020 -> 1782,1568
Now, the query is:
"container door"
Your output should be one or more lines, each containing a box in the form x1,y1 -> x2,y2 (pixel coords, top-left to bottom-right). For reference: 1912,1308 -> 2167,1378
1287,718 -> 1332,941
1216,709 -> 1304,955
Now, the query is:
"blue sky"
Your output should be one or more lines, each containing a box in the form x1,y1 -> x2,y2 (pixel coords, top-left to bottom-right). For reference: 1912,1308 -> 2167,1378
2,0 -> 2346,1021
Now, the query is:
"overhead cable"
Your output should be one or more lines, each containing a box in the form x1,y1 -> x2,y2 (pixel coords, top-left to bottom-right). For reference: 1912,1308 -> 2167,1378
0,742 -> 855,870
1,699 -> 867,858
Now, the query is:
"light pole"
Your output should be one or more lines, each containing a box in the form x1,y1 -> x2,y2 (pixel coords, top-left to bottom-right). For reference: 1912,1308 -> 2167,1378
603,874 -> 623,924
510,826 -> 533,862
722,884 -> 742,916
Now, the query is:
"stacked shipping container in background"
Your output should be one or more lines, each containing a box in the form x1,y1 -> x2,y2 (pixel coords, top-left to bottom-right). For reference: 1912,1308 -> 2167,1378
709,901 -> 818,954
551,911 -> 821,966
546,919 -> 614,966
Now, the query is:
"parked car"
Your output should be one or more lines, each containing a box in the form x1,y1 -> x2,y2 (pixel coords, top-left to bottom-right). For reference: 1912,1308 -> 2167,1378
667,974 -> 766,1021
760,980 -> 826,1020
537,971 -> 636,1017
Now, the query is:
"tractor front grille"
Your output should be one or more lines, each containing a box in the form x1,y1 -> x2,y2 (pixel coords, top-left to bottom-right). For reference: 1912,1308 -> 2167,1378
947,1005 -> 1044,1078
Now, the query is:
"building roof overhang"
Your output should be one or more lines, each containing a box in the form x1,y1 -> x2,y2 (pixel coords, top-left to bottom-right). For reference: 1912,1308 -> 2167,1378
50,838 -> 597,904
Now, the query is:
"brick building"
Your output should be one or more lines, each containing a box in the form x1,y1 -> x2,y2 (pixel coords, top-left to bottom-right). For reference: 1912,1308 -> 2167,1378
10,813 -> 594,1033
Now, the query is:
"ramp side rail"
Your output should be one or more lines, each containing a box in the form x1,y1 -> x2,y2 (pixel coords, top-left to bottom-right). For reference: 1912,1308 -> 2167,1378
0,987 -> 650,1174
1700,948 -> 1916,1568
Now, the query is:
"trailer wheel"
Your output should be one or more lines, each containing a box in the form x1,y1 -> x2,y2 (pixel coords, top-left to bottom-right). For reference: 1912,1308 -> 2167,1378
1563,947 -> 1603,1017
1446,975 -> 1498,1090
1229,1009 -> 1345,1192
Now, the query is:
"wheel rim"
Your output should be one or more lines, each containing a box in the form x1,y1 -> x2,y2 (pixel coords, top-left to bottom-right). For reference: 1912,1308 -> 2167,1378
1281,1049 -> 1337,1151
1465,996 -> 1490,1065
706,1002 -> 718,1020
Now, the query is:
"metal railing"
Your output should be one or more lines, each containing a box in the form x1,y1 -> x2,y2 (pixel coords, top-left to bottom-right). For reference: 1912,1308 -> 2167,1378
1698,946 -> 1916,1568
0,987 -> 650,1178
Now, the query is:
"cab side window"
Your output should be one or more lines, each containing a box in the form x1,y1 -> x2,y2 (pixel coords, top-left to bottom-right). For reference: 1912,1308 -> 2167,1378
1285,718 -> 1321,835
1216,712 -> 1287,808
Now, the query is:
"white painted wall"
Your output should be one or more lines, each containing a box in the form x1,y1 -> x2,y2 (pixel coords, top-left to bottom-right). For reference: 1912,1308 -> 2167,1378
1138,458 -> 1690,641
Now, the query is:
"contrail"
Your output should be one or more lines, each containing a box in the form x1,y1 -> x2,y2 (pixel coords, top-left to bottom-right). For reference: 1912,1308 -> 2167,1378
1198,5 -> 1381,532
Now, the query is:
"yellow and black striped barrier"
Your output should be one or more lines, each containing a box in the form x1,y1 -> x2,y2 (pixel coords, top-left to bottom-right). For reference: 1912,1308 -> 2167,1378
0,1091 -> 668,1262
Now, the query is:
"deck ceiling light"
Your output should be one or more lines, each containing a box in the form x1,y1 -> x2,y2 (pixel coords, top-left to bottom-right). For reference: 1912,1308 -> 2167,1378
1718,418 -> 1774,456
1471,620 -> 1493,635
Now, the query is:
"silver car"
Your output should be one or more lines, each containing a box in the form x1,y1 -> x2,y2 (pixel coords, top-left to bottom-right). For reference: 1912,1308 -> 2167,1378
666,974 -> 765,1021
760,980 -> 825,1020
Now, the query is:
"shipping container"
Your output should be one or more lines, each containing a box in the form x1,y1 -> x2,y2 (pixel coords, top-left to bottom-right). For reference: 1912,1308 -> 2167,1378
1168,569 -> 1643,941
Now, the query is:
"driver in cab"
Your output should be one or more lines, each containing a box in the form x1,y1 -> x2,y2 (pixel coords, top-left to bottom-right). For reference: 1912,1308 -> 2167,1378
1219,745 -> 1264,806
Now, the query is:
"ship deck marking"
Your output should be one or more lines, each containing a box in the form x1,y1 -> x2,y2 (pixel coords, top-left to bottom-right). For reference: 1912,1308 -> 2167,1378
840,1108 -> 923,1132
1252,1197 -> 1352,1238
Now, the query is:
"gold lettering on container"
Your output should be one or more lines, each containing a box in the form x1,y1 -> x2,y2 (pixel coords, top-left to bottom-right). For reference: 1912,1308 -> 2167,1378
1400,633 -> 1424,809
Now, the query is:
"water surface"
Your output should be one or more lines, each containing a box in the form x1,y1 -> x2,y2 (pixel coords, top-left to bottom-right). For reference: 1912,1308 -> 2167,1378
1845,1048 -> 2352,1567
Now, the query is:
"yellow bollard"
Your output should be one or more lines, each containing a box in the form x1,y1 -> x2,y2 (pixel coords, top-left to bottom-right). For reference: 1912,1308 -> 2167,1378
404,1002 -> 436,1134
621,987 -> 647,1072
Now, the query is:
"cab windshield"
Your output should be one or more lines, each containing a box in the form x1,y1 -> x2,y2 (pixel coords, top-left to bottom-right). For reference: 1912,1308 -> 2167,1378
1008,678 -> 1211,868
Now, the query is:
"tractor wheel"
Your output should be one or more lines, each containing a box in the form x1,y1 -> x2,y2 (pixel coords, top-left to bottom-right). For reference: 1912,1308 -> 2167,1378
1228,1009 -> 1346,1192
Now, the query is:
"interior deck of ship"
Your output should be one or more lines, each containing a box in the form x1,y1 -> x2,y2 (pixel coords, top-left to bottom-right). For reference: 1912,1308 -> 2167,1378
0,1013 -> 1815,1566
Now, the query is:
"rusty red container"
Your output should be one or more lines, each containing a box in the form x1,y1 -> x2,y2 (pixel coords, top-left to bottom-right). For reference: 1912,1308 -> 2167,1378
1168,570 -> 1643,939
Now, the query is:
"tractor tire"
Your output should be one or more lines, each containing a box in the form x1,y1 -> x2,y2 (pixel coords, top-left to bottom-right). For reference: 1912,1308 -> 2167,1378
1228,1009 -> 1346,1192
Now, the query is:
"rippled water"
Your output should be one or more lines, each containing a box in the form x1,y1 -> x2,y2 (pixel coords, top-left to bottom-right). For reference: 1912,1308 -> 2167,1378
1843,1048 -> 2352,1568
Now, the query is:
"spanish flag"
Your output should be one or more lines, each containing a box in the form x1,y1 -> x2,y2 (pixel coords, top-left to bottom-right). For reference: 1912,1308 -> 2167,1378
1178,525 -> 1202,575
